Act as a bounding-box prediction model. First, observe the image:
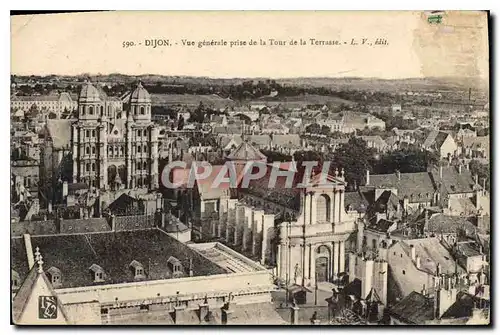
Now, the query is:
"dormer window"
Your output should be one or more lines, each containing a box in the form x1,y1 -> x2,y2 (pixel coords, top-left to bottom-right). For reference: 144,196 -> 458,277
129,260 -> 146,280
167,256 -> 184,278
46,266 -> 62,288
89,264 -> 105,283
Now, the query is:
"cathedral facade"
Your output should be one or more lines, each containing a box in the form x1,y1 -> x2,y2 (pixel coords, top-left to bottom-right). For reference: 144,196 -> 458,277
71,81 -> 159,191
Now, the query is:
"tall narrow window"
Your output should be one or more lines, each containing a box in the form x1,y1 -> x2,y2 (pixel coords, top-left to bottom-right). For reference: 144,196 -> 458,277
92,163 -> 96,172
140,106 -> 145,115
89,106 -> 94,115
92,130 -> 96,137
138,146 -> 142,153
85,147 -> 90,155
86,163 -> 91,172
86,130 -> 90,138
92,147 -> 96,154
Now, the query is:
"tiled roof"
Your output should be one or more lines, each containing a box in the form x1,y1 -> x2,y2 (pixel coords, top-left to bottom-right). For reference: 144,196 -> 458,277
45,119 -> 72,149
11,229 -> 227,289
226,142 -> 267,161
218,134 -> 242,149
411,212 -> 477,235
11,220 -> 57,237
272,134 -> 301,148
389,291 -> 435,324
399,238 -> 465,276
246,134 -> 271,147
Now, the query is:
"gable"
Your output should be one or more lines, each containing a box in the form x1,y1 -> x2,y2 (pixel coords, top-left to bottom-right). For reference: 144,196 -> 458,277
13,271 -> 68,325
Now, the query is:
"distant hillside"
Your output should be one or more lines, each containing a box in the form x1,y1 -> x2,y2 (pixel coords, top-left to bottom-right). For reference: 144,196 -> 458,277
12,73 -> 488,97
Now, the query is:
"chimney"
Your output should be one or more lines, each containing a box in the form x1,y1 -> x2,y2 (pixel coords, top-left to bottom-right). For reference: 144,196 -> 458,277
415,255 -> 421,269
366,169 -> 370,186
110,214 -> 116,231
173,305 -> 186,324
475,174 -> 479,185
221,304 -> 233,325
62,181 -> 68,198
396,170 -> 401,181
435,284 -> 458,319
421,284 -> 427,296
459,165 -> 462,175
290,303 -> 300,325
48,201 -> 53,214
198,296 -> 209,322
439,166 -> 443,179
410,245 -> 416,261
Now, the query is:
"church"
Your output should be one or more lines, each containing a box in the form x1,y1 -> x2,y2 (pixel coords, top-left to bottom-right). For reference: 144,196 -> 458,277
71,81 -> 159,191
41,81 -> 160,209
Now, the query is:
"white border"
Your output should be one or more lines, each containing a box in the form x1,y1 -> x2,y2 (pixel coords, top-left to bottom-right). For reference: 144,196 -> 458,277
2,1 -> 498,334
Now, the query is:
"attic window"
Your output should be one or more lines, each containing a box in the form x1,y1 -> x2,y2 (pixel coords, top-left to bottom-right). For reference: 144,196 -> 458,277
114,130 -> 118,135
402,270 -> 406,275
89,264 -> 105,283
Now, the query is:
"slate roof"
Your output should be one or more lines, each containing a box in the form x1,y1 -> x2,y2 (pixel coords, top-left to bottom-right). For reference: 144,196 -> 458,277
368,172 -> 435,202
423,130 -> 450,149
108,193 -> 145,216
342,278 -> 362,298
344,191 -> 369,213
389,291 -> 435,324
441,291 -> 490,320
430,166 -> 476,195
11,229 -> 227,289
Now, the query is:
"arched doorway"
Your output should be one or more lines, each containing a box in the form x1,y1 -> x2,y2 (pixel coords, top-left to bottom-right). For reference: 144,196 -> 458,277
316,194 -> 331,223
315,245 -> 331,283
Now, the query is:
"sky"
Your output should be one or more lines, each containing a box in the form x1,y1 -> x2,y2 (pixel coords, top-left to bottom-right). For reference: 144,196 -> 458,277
11,11 -> 489,80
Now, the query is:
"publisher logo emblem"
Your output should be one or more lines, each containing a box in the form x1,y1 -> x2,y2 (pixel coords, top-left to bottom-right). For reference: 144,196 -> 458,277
38,296 -> 57,319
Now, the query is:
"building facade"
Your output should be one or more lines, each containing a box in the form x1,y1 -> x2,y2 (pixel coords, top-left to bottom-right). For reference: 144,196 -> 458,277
71,81 -> 159,191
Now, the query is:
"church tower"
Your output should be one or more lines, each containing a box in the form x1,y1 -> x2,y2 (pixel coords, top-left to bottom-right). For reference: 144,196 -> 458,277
72,81 -> 106,188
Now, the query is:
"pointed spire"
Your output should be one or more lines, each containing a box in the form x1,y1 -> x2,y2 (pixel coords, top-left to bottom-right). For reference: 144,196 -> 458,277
34,246 -> 41,263
35,247 -> 44,274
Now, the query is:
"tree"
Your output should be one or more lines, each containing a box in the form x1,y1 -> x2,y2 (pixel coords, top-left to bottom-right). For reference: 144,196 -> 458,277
329,137 -> 378,189
320,125 -> 331,136
373,148 -> 438,174
188,102 -> 205,123
305,123 -> 321,134
177,115 -> 185,130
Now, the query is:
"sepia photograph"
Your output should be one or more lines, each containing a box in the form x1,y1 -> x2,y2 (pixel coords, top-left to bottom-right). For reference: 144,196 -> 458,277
9,10 -> 491,326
